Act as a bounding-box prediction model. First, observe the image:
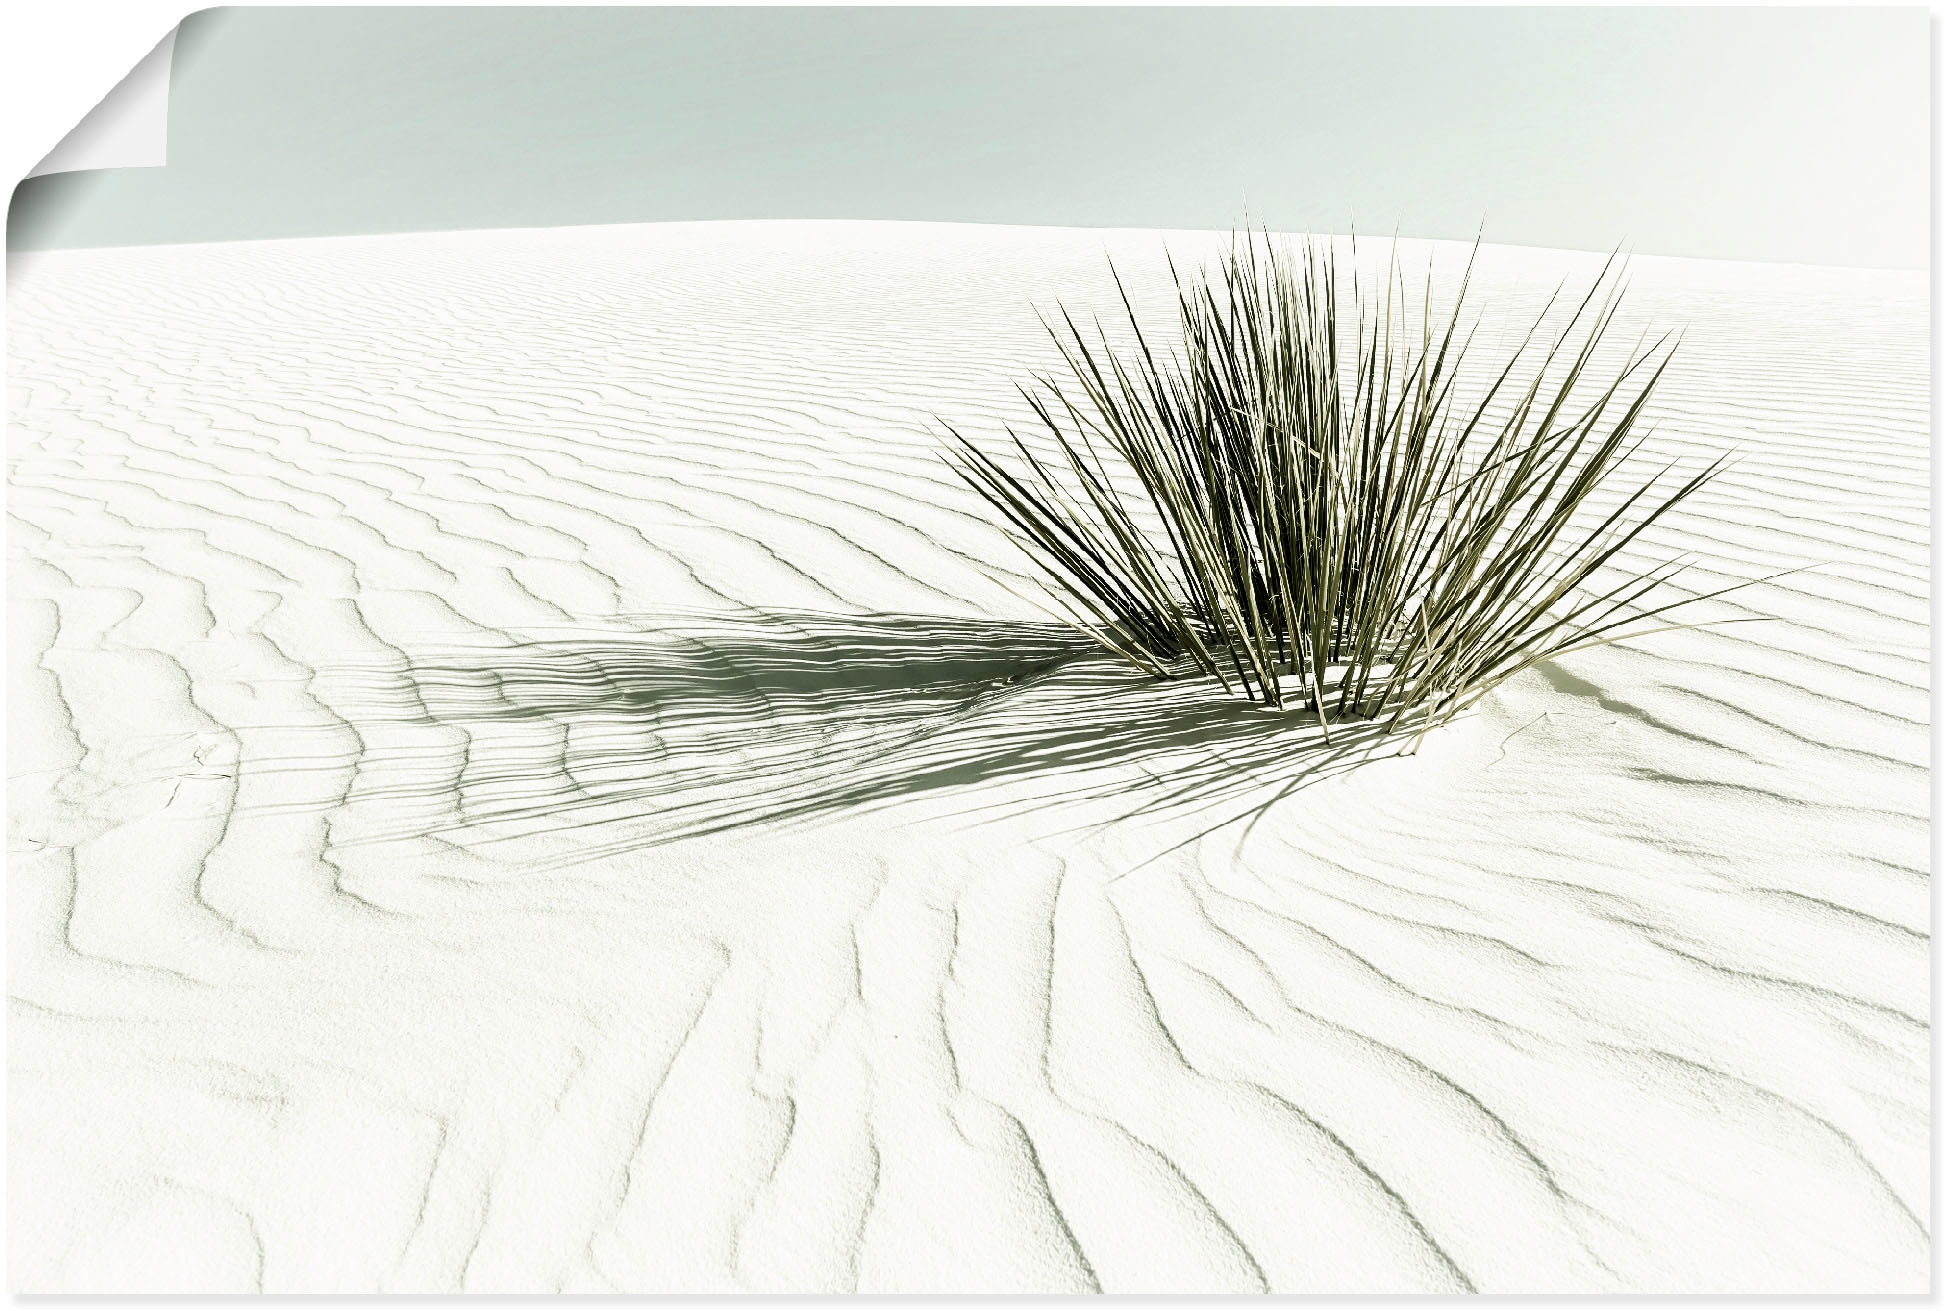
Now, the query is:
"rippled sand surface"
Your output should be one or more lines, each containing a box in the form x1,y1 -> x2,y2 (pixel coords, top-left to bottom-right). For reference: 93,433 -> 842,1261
8,222 -> 1927,1292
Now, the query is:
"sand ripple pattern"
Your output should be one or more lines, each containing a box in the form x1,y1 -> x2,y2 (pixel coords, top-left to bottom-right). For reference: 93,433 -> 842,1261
7,222 -> 1927,1292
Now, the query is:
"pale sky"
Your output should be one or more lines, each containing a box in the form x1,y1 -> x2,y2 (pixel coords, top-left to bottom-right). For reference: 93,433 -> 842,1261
8,6 -> 1929,267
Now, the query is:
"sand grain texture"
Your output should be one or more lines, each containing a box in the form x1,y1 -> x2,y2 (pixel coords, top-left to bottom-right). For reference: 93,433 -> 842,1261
7,221 -> 1928,1292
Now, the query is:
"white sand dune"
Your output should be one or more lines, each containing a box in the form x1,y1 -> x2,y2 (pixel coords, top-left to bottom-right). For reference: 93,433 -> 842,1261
6,220 -> 1927,1293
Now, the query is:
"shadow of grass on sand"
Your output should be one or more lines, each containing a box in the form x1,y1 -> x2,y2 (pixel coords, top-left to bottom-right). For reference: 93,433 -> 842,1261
315,610 -> 1406,864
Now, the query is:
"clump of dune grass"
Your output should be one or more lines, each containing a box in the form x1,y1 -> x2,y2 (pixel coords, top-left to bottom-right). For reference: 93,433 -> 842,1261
943,232 -> 1745,741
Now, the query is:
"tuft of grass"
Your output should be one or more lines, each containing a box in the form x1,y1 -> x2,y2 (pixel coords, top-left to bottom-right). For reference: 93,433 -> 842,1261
942,231 -> 1751,741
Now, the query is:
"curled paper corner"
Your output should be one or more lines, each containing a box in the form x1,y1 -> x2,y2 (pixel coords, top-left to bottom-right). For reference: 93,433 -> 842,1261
27,25 -> 178,178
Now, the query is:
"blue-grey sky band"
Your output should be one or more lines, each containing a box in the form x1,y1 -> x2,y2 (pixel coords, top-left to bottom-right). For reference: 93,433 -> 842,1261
7,6 -> 1927,267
